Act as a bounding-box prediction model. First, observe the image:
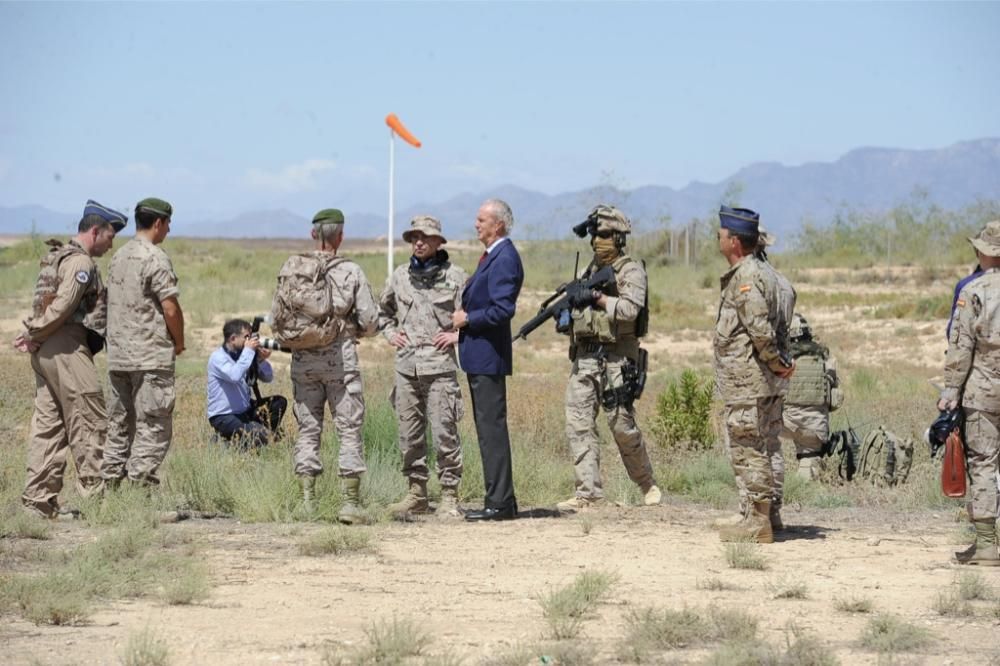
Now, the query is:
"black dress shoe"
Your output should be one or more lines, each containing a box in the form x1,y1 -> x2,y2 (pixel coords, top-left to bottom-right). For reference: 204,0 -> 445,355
464,505 -> 517,522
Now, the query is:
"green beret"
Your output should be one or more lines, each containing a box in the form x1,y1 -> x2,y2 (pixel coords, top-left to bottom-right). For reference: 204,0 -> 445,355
312,208 -> 345,225
136,197 -> 173,218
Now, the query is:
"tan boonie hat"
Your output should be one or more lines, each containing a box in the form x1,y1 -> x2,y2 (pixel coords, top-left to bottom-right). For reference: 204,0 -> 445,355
968,220 -> 1000,257
402,214 -> 447,244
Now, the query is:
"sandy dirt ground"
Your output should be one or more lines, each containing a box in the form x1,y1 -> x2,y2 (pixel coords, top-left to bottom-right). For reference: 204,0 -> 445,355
2,262 -> 993,664
3,505 -> 998,665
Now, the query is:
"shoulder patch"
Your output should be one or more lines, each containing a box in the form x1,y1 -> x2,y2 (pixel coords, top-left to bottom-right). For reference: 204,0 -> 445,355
956,299 -> 966,308
75,270 -> 90,284
739,284 -> 752,294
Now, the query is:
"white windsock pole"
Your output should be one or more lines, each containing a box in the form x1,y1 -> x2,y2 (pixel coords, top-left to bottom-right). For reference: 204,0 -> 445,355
387,128 -> 395,276
384,114 -> 422,279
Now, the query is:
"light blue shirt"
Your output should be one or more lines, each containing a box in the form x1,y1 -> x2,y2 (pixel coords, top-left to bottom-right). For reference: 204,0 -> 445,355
206,346 -> 273,418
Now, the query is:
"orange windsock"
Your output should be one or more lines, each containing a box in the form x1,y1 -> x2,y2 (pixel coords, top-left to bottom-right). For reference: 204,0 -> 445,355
385,113 -> 422,148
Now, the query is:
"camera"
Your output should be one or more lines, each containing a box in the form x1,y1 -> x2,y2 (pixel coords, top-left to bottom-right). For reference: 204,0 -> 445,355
249,314 -> 290,353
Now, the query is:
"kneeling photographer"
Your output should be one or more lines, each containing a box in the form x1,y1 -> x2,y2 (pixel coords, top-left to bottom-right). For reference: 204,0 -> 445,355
206,318 -> 287,450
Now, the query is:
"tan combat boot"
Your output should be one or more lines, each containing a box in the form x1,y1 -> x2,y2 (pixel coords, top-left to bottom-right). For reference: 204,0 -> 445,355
954,519 -> 1000,566
388,479 -> 430,518
300,475 -> 316,514
337,477 -> 364,525
712,503 -> 748,529
642,484 -> 663,506
556,496 -> 601,513
719,500 -> 774,544
436,486 -> 462,518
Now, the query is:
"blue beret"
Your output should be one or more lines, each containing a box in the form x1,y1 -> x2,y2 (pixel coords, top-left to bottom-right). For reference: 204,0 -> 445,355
83,199 -> 127,232
719,205 -> 759,235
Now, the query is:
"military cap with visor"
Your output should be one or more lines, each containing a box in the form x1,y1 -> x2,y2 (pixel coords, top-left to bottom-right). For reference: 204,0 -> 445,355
968,220 -> 1000,257
402,214 -> 447,244
719,205 -> 759,235
83,199 -> 128,232
312,208 -> 345,225
135,197 -> 173,219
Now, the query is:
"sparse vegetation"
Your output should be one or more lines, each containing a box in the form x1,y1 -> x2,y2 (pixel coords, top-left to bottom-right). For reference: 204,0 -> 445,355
724,541 -> 768,570
766,577 -> 809,600
697,577 -> 740,592
539,570 -> 617,639
956,571 -> 993,601
121,627 -> 171,666
858,614 -> 932,653
298,527 -> 376,557
833,595 -> 874,614
931,590 -> 973,617
323,616 -> 431,665
618,605 -> 758,662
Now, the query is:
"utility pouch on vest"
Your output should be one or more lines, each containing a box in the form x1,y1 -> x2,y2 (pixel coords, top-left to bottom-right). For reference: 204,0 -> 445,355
572,307 -> 615,344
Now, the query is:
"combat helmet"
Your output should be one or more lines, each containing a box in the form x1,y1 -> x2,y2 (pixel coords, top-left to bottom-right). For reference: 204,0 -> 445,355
589,204 -> 632,234
789,313 -> 812,342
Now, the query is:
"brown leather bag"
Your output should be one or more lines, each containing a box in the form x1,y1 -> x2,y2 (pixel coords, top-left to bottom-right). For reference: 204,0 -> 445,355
941,428 -> 967,498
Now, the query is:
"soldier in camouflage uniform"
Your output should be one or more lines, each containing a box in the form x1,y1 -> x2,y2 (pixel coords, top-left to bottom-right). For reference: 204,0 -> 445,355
782,313 -> 842,480
379,216 -> 468,518
713,206 -> 795,543
14,201 -> 126,518
939,220 -> 1000,565
281,209 -> 379,524
555,204 -> 661,512
714,226 -> 796,531
102,198 -> 185,487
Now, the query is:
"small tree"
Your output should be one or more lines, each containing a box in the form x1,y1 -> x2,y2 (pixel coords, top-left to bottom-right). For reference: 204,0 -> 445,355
652,370 -> 715,451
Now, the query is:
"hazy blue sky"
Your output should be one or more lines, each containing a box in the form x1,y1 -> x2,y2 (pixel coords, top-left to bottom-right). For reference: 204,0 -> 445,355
1,1 -> 998,222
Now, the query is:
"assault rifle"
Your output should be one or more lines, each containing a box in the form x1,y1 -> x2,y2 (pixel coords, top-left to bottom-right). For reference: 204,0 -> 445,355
514,264 -> 616,341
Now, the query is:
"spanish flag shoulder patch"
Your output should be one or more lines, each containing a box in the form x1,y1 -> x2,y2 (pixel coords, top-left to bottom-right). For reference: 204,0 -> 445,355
739,284 -> 752,294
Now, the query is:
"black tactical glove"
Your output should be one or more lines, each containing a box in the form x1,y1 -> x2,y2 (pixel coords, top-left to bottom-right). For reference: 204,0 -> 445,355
567,282 -> 598,308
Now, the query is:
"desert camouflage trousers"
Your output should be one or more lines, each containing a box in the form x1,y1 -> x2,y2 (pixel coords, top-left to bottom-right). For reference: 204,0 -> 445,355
102,369 -> 175,485
392,371 -> 464,487
780,404 -> 830,481
964,408 -> 1000,521
23,326 -> 106,517
564,355 -> 654,499
291,348 -> 366,478
724,396 -> 784,506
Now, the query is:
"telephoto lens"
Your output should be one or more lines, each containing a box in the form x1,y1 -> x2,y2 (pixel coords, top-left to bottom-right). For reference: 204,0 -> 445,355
258,337 -> 291,353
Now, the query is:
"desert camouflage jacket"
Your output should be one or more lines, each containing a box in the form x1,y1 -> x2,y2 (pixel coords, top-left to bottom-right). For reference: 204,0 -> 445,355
378,257 -> 467,376
714,255 -> 792,403
106,237 -> 180,371
942,267 -> 1000,413
24,239 -> 105,344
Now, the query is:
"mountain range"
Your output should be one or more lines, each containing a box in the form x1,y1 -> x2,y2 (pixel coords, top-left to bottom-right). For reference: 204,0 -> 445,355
2,138 -> 998,247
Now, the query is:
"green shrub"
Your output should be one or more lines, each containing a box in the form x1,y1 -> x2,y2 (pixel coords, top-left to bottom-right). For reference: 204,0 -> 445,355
651,369 -> 715,450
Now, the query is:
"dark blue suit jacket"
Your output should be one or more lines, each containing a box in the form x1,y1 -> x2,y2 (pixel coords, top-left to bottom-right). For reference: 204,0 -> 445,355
459,238 -> 524,376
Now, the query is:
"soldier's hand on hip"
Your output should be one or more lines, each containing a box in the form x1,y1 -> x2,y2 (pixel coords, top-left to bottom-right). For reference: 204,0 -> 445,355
390,332 -> 411,349
433,330 -> 459,350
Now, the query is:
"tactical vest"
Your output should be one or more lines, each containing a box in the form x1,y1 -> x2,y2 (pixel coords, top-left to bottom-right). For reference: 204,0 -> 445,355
786,354 -> 828,406
31,239 -> 106,335
572,254 -> 643,356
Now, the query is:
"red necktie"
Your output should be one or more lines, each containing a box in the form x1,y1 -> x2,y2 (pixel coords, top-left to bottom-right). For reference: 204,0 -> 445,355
479,251 -> 487,265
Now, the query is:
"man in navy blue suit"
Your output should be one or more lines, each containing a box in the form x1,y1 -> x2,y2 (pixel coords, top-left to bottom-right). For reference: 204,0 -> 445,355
451,199 -> 524,521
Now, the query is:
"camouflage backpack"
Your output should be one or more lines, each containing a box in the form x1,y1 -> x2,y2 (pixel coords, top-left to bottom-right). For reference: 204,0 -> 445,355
824,427 -> 861,481
856,426 -> 914,487
270,253 -> 347,350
